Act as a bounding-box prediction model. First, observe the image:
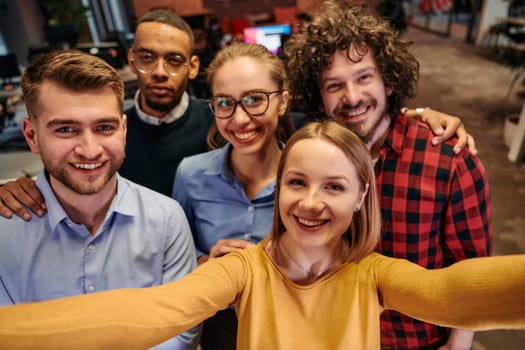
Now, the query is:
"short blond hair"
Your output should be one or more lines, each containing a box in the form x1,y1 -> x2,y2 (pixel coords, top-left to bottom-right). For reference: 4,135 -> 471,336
265,120 -> 381,263
21,50 -> 124,118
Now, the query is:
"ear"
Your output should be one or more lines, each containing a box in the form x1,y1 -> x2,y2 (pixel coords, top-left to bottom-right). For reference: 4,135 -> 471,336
187,54 -> 200,81
278,90 -> 290,117
121,113 -> 128,147
22,117 -> 40,154
127,48 -> 138,74
385,86 -> 393,96
356,182 -> 369,209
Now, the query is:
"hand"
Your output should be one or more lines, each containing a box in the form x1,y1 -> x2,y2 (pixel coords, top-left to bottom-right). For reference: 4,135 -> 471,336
437,329 -> 474,350
0,176 -> 46,221
208,239 -> 256,260
419,108 -> 478,155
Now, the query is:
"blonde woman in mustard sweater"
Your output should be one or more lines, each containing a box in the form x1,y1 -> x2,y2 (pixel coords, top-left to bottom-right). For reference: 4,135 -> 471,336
0,120 -> 523,350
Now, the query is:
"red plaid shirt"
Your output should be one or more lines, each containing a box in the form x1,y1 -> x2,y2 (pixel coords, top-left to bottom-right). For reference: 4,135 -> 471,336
376,114 -> 492,349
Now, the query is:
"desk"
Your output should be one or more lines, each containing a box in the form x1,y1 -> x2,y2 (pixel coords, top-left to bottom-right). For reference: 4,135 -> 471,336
496,17 -> 525,27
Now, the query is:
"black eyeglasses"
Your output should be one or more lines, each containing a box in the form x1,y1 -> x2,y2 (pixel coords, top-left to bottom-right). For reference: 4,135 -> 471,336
131,50 -> 189,76
208,91 -> 282,119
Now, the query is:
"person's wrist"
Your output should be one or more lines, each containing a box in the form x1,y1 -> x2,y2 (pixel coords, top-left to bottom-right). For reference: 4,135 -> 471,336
400,107 -> 429,117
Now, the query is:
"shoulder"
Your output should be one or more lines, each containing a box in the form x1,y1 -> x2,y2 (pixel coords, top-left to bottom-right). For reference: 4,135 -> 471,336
119,176 -> 184,214
177,147 -> 225,177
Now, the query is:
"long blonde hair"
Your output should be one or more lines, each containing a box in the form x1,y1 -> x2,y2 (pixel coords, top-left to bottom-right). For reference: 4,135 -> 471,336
265,120 -> 381,263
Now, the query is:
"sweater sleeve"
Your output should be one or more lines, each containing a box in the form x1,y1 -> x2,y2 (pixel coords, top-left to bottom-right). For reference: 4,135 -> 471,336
378,254 -> 525,330
0,251 -> 249,350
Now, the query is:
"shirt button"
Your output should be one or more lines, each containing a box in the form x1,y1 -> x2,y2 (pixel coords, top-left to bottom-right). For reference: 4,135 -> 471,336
244,233 -> 251,239
87,285 -> 95,292
87,244 -> 95,251
247,206 -> 254,212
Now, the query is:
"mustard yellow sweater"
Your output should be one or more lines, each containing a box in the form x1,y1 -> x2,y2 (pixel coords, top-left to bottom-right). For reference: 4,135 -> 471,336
0,244 -> 524,350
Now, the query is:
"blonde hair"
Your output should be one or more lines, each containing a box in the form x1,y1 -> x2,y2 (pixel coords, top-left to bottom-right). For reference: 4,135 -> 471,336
265,120 -> 381,263
205,42 -> 293,149
21,50 -> 124,118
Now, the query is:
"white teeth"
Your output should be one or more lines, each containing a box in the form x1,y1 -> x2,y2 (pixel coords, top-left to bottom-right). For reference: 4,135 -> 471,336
234,130 -> 257,140
74,163 -> 102,170
297,217 -> 325,227
343,107 -> 367,117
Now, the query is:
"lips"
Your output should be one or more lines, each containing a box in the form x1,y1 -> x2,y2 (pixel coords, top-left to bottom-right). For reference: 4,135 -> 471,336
147,85 -> 172,95
72,162 -> 103,170
337,105 -> 369,123
230,128 -> 259,143
296,216 -> 329,228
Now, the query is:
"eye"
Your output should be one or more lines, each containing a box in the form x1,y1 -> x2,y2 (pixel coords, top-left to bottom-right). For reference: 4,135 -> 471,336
137,52 -> 155,64
166,55 -> 185,67
323,82 -> 343,93
214,97 -> 234,109
242,93 -> 265,107
96,124 -> 117,134
288,178 -> 305,187
358,73 -> 372,83
54,126 -> 76,134
326,183 -> 345,192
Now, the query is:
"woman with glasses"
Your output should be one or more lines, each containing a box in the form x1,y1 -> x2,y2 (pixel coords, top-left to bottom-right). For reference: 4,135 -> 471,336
171,42 -> 293,350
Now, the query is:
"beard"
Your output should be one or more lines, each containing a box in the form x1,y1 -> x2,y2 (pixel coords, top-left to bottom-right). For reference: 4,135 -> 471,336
145,97 -> 177,113
43,156 -> 124,195
334,99 -> 389,145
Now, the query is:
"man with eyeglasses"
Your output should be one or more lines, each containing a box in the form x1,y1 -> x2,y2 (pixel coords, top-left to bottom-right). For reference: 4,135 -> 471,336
118,9 -> 215,197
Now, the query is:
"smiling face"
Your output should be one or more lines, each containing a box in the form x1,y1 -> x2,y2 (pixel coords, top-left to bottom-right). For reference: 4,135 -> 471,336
278,138 -> 367,250
211,56 -> 289,156
128,22 -> 199,118
319,48 -> 393,145
22,80 -> 126,196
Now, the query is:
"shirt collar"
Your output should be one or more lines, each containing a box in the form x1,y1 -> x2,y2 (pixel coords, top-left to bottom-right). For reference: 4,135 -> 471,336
134,89 -> 189,125
205,144 -> 235,182
37,171 -> 134,234
383,113 -> 408,155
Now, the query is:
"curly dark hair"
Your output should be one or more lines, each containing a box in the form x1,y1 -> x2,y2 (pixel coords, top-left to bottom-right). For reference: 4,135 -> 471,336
284,0 -> 419,119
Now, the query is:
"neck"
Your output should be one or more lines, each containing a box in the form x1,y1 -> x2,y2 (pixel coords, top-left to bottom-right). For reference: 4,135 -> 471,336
272,235 -> 346,284
230,139 -> 282,199
50,176 -> 117,235
367,114 -> 391,159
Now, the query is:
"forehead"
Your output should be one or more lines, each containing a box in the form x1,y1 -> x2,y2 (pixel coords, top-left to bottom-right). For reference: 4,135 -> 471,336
36,81 -> 121,121
321,48 -> 378,79
212,56 -> 276,95
134,22 -> 192,56
284,138 -> 358,179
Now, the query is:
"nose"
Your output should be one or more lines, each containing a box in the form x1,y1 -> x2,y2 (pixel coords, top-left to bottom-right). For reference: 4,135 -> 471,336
231,103 -> 251,124
74,131 -> 103,159
151,59 -> 169,77
299,188 -> 325,212
342,83 -> 360,106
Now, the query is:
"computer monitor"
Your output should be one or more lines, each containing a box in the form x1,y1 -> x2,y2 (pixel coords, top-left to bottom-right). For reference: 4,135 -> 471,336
243,24 -> 291,54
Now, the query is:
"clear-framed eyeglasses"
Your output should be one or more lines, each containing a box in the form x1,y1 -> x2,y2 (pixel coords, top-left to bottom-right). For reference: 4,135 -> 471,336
131,49 -> 189,76
208,91 -> 283,119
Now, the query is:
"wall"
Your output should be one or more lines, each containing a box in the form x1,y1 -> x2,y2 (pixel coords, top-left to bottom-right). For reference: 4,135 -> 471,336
0,0 -> 44,66
475,0 -> 508,46
202,0 -> 295,21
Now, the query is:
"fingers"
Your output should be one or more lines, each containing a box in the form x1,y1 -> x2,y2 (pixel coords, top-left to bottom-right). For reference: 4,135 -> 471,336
0,177 -> 45,221
209,239 -> 256,259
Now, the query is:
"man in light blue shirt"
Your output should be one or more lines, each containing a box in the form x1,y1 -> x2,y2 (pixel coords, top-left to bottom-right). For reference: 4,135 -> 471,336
0,50 -> 200,350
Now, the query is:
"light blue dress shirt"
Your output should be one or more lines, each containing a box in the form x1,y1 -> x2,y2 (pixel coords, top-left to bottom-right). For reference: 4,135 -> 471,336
172,144 -> 276,257
0,171 -> 200,350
